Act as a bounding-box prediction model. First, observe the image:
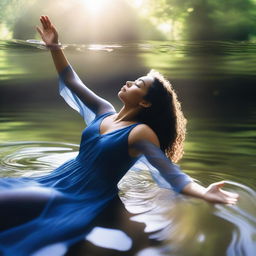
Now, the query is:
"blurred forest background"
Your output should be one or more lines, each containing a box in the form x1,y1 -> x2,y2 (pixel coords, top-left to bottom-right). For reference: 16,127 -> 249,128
0,0 -> 256,42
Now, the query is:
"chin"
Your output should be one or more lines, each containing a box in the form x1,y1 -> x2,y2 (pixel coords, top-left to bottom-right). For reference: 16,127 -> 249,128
117,92 -> 125,103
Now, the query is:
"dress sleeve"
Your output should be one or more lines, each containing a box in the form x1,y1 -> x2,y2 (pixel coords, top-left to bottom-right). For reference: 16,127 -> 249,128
58,65 -> 116,126
130,141 -> 193,193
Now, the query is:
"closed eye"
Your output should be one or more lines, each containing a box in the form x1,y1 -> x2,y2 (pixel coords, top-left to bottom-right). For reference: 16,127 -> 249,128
134,81 -> 141,88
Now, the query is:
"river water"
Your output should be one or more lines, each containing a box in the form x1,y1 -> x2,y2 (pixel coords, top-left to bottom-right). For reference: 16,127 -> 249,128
0,39 -> 255,255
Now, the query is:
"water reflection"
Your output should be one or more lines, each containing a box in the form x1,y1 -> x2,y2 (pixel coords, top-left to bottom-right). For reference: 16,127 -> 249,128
85,227 -> 132,251
0,39 -> 256,255
32,242 -> 68,256
0,141 -> 78,177
3,142 -> 255,255
215,182 -> 256,256
119,172 -> 256,256
1,40 -> 256,82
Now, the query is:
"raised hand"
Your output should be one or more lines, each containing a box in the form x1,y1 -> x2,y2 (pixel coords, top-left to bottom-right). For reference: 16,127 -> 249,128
203,181 -> 239,204
36,15 -> 59,46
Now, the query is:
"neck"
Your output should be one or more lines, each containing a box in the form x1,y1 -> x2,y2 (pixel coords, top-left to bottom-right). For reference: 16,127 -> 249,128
115,106 -> 141,122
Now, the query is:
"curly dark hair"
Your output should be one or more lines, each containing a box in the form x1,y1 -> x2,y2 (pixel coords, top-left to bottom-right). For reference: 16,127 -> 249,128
137,70 -> 187,163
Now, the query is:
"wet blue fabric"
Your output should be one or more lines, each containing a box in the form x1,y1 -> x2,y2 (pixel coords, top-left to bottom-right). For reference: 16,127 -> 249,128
57,65 -> 192,192
0,112 -> 141,256
0,65 -> 192,255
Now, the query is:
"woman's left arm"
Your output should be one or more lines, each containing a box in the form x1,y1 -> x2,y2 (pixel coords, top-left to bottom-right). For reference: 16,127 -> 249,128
130,134 -> 239,204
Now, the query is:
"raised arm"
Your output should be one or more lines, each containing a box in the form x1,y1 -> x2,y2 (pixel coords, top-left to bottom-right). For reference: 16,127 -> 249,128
36,15 -> 115,116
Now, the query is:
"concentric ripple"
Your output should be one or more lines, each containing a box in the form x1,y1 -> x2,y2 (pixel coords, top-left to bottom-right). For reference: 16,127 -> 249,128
119,172 -> 256,256
0,141 -> 79,178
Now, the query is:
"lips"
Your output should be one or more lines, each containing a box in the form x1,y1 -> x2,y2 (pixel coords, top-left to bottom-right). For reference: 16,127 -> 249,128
121,86 -> 126,92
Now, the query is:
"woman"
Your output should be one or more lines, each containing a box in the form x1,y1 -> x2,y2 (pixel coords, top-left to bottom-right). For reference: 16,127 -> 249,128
0,16 -> 238,256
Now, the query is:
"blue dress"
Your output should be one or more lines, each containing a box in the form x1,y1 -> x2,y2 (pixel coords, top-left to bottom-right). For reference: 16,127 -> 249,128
0,66 -> 192,256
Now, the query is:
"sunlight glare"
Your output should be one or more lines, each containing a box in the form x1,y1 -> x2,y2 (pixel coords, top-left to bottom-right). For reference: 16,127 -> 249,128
187,7 -> 194,13
81,0 -> 109,14
158,23 -> 172,34
0,23 -> 12,39
132,0 -> 144,8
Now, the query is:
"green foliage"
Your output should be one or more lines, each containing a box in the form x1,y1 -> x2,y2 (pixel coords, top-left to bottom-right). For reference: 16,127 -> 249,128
0,0 -> 34,25
0,0 -> 36,39
132,0 -> 256,40
1,0 -> 256,41
184,0 -> 256,40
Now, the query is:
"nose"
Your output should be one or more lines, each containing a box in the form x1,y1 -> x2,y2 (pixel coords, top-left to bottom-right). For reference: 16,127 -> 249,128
126,81 -> 132,87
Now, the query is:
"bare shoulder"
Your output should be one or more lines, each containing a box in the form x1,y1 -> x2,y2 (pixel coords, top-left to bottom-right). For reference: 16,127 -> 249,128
128,123 -> 160,147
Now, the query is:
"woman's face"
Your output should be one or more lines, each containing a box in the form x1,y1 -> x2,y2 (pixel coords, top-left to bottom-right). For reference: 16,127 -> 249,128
118,76 -> 154,108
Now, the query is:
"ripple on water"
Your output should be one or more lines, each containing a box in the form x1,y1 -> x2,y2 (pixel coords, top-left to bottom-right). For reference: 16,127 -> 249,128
0,141 -> 255,255
119,171 -> 256,256
2,39 -> 256,80
0,141 -> 79,178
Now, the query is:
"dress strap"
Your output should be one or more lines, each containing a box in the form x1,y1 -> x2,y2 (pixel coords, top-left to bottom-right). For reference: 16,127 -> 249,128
95,111 -> 116,121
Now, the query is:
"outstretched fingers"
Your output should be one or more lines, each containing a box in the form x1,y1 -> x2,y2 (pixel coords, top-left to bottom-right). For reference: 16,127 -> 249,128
40,16 -> 48,30
44,16 -> 52,28
220,188 -> 239,198
226,197 -> 238,205
221,191 -> 239,204
205,180 -> 240,204
218,181 -> 239,204
217,181 -> 240,198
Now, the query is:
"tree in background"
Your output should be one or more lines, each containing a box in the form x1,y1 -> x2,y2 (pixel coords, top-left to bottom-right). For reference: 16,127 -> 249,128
1,0 -> 256,41
129,0 -> 256,40
0,0 -> 165,42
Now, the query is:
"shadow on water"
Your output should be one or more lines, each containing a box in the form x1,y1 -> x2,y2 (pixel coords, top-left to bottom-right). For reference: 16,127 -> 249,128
0,40 -> 256,255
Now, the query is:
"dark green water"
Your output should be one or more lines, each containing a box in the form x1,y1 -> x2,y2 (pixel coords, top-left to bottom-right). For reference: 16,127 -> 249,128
0,39 -> 255,255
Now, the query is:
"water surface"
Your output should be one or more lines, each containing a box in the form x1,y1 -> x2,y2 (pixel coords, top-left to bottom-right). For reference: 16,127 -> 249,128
0,39 -> 255,255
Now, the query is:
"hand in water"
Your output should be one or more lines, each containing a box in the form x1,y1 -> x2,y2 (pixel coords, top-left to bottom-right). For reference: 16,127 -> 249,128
36,15 -> 59,46
203,181 -> 239,204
